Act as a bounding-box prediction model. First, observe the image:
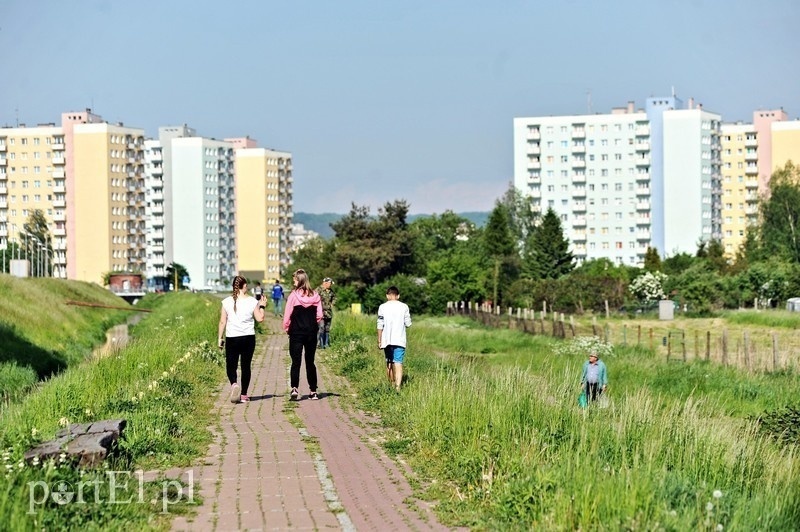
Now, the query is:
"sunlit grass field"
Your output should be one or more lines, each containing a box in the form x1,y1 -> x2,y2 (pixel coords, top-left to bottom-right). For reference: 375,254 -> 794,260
324,312 -> 800,530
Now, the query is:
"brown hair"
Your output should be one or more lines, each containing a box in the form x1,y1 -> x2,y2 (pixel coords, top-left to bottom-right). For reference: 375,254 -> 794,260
292,269 -> 314,297
232,275 -> 247,312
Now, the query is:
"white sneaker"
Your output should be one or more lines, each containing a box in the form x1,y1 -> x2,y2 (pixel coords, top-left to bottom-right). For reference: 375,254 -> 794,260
229,383 -> 241,403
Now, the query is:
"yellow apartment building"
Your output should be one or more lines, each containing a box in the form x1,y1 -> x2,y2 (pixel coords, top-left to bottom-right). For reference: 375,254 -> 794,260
771,120 -> 800,178
0,123 -> 67,276
719,123 -> 759,257
234,147 -> 293,283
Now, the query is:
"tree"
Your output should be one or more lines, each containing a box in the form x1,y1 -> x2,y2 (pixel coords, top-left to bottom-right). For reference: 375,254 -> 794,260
500,184 -> 538,250
408,211 -> 476,274
166,262 -> 190,290
643,246 -> 661,272
523,207 -> 574,279
329,200 -> 413,294
22,209 -> 53,277
758,162 -> 800,264
696,239 -> 728,274
483,202 -> 517,305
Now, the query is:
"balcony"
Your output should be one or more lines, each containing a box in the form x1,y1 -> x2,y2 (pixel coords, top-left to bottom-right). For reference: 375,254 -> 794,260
528,146 -> 541,155
636,231 -> 651,240
572,217 -> 587,227
636,201 -> 650,211
0,228 -> 6,237
636,187 -> 650,196
745,150 -> 758,161
635,125 -> 650,136
745,137 -> 757,148
53,184 -> 66,194
571,129 -> 586,138
572,188 -> 586,198
636,172 -> 650,182
0,186 -> 6,195
572,159 -> 586,168
54,241 -> 67,250
53,199 -> 66,208
572,174 -> 586,184
151,204 -> 164,214
572,203 -> 587,212
526,130 -> 541,140
53,227 -> 66,237
0,159 -> 6,166
0,143 -> 5,152
745,165 -> 758,175
52,143 -> 65,151
53,212 -> 66,222
745,179 -> 759,189
571,144 -> 586,153
636,219 -> 650,226
52,156 -> 65,165
572,233 -> 587,241
635,142 -> 650,151
52,169 -> 65,178
527,161 -> 541,170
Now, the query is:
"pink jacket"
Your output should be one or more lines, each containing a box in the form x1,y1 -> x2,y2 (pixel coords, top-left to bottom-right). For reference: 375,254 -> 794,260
282,290 -> 323,333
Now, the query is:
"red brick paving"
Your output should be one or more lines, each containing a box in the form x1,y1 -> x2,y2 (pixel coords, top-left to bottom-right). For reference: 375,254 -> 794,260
172,318 -> 454,531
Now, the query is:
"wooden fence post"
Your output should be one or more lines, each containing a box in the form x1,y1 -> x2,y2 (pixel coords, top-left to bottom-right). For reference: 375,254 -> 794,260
743,330 -> 750,370
637,325 -> 641,346
667,332 -> 671,360
772,333 -> 779,372
622,324 -> 627,346
569,315 -> 576,337
722,329 -> 728,366
705,331 -> 711,361
604,300 -> 609,319
649,328 -> 653,350
592,317 -> 598,336
682,330 -> 687,362
694,330 -> 698,360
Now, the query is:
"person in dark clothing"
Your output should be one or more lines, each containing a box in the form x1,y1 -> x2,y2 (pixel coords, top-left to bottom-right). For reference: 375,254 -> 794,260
282,269 -> 323,400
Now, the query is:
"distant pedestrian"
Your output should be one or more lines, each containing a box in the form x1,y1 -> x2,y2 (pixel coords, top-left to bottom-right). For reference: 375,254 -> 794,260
253,281 -> 263,302
377,286 -> 412,391
283,269 -> 323,400
316,277 -> 336,349
271,279 -> 285,316
218,275 -> 266,403
580,350 -> 608,403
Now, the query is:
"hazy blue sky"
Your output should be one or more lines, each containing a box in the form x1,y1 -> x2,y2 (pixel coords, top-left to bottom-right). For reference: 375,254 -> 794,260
1,1 -> 798,214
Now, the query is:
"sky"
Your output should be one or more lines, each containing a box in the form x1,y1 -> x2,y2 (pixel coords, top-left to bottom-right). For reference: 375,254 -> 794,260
1,1 -> 798,215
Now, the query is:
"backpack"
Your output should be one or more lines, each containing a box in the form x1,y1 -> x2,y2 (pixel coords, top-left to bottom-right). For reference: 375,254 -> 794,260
271,284 -> 283,299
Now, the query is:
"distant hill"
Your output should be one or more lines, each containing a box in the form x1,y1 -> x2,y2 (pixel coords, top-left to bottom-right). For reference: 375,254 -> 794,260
293,212 -> 490,239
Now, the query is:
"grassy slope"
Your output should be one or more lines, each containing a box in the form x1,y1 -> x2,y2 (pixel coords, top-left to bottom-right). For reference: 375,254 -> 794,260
0,291 -> 227,530
0,275 -> 131,402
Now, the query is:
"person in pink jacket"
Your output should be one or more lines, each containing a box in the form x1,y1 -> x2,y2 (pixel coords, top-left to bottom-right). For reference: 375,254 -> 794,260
283,268 -> 323,400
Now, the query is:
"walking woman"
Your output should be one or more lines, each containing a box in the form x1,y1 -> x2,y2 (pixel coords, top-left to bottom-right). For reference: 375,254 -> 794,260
282,269 -> 323,400
218,275 -> 266,403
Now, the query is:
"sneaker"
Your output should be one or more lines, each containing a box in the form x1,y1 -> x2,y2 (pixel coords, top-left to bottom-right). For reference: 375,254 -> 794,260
310,392 -> 319,400
290,388 -> 299,401
229,383 -> 241,403
240,395 -> 250,403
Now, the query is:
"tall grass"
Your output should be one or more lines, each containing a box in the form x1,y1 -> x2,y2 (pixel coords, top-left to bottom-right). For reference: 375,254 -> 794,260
0,275 -> 131,403
0,292 -> 227,530
325,313 -> 800,530
722,309 -> 800,329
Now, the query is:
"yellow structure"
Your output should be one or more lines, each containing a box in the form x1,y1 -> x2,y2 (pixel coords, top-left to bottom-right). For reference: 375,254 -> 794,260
771,120 -> 800,176
66,112 -> 145,284
234,147 -> 293,282
719,123 -> 759,256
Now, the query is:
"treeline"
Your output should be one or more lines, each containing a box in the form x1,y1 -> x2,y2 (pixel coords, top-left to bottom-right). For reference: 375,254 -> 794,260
288,162 -> 800,316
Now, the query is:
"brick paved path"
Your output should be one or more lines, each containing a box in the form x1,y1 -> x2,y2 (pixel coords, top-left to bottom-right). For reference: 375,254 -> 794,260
172,318 -> 453,531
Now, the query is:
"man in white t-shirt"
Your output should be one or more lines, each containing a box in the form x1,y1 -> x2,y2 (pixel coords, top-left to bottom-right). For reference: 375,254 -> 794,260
377,286 -> 412,391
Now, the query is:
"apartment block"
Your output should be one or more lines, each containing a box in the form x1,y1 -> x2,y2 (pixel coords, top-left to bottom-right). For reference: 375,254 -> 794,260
234,146 -> 293,282
719,123 -> 759,256
514,97 -> 721,265
772,120 -> 800,174
158,132 -> 237,290
0,123 -> 66,277
753,109 -> 789,193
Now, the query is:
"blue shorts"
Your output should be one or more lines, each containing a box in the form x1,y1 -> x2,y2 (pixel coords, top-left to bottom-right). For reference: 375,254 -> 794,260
383,346 -> 405,364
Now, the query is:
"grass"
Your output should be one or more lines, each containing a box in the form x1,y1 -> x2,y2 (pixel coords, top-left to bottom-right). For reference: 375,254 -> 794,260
0,275 -> 131,403
323,312 -> 800,530
0,291 -> 228,531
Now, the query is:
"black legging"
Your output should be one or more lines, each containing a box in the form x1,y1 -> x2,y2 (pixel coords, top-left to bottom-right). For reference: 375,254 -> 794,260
289,333 -> 318,392
225,335 -> 256,395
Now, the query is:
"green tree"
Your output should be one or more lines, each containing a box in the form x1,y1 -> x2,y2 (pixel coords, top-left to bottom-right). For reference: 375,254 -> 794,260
662,252 -> 695,276
696,239 -> 728,274
483,202 -> 517,305
758,161 -> 800,264
500,184 -> 538,250
523,207 -> 574,279
329,200 -> 413,294
643,246 -> 661,272
408,211 -> 477,274
166,262 -> 190,290
285,236 -> 339,285
22,209 -> 53,277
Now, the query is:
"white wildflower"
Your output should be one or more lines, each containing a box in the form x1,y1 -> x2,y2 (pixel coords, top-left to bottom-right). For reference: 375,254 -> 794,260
706,502 -> 714,512
58,417 -> 70,427
716,525 -> 723,532
84,408 -> 93,417
162,371 -> 169,378
31,427 -> 39,438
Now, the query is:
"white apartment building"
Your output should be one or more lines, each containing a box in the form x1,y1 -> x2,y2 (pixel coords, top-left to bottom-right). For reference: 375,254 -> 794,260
167,135 -> 236,290
513,102 -> 652,266
513,97 -> 722,265
143,139 -> 166,280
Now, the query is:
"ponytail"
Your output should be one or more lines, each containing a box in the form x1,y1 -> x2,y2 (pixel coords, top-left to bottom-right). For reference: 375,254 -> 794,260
232,275 -> 246,312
